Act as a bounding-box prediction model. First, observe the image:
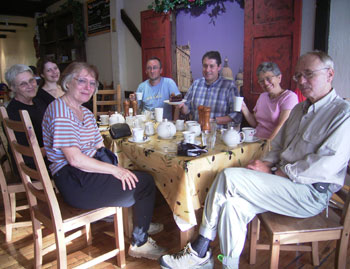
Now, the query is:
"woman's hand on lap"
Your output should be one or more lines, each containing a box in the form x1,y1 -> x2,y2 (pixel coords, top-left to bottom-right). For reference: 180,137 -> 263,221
113,166 -> 139,190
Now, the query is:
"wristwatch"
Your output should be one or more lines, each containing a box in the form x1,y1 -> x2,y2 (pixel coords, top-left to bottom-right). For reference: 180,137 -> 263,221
270,166 -> 278,175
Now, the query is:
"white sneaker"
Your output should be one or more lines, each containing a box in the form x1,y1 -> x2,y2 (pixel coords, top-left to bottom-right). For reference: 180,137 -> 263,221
128,237 -> 167,260
159,243 -> 214,269
148,222 -> 164,235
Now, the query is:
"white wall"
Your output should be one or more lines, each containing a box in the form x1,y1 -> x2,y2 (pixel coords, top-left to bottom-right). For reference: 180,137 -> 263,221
329,0 -> 350,98
0,16 -> 36,83
300,0 -> 316,56
111,0 -> 151,96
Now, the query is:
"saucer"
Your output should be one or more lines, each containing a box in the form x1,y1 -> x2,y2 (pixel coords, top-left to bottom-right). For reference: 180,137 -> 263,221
158,136 -> 175,140
128,137 -> 150,143
164,99 -> 186,105
245,136 -> 260,143
98,126 -> 109,132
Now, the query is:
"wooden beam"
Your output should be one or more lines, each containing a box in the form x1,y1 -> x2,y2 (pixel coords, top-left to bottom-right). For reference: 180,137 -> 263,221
120,9 -> 141,46
0,29 -> 16,33
0,22 -> 28,27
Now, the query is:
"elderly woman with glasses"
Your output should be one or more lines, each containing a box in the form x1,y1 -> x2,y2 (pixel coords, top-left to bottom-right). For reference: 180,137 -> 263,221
5,64 -> 48,175
5,64 -> 47,146
42,62 -> 166,260
241,62 -> 298,140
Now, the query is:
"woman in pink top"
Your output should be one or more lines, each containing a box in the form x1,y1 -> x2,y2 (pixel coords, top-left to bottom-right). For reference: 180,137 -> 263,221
241,62 -> 298,140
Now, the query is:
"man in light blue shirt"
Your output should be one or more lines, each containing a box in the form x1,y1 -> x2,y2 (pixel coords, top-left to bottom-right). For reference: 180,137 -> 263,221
136,57 -> 180,120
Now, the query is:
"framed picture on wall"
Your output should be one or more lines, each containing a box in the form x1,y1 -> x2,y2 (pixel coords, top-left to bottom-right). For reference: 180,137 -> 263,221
86,0 -> 110,36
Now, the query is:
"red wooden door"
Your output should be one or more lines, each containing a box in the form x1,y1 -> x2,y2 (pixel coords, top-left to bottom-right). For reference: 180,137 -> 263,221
141,10 -> 173,81
243,0 -> 302,109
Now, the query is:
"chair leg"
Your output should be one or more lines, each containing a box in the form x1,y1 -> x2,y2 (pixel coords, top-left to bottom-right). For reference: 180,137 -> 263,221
115,207 -> 126,268
9,193 -> 16,223
311,241 -> 320,266
2,192 -> 13,242
85,224 -> 92,245
269,236 -> 280,269
335,231 -> 349,269
33,218 -> 43,268
55,228 -> 68,269
249,217 -> 258,264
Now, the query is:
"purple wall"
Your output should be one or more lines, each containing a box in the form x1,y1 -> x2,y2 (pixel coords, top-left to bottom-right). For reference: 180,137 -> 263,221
176,1 -> 244,81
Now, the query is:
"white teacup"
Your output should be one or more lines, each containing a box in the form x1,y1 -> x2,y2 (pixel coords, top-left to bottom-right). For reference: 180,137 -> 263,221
176,119 -> 185,131
233,96 -> 244,112
100,115 -> 109,125
145,122 -> 155,136
136,92 -> 143,101
183,131 -> 196,144
242,127 -> 256,142
185,121 -> 197,130
132,127 -> 144,142
155,107 -> 163,122
187,123 -> 201,137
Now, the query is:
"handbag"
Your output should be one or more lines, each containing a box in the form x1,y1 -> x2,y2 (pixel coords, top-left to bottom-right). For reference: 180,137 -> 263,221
109,123 -> 131,139
94,147 -> 118,165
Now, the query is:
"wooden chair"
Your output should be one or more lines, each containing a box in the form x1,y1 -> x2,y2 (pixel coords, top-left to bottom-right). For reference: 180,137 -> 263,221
249,179 -> 350,268
93,84 -> 122,118
0,134 -> 34,242
0,107 -> 126,268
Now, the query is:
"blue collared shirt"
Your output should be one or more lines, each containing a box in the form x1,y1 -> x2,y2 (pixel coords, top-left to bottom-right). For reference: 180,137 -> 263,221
184,76 -> 242,124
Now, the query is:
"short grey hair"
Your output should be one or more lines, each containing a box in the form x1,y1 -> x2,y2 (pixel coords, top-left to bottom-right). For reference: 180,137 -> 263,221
256,62 -> 281,77
5,64 -> 33,90
300,50 -> 334,69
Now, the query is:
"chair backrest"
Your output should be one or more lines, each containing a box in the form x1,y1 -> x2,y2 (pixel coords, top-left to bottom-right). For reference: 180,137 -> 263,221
93,84 -> 122,118
337,184 -> 350,236
0,107 -> 64,225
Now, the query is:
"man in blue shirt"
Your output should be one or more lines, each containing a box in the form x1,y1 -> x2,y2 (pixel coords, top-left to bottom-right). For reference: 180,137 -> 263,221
179,51 -> 242,125
136,57 -> 180,120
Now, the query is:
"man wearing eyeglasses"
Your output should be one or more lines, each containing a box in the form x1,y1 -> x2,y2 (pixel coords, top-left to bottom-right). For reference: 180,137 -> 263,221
136,57 -> 180,120
159,51 -> 350,269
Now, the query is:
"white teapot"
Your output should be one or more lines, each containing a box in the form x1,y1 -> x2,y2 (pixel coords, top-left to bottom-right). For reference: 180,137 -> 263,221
157,119 -> 176,139
109,112 -> 125,125
221,127 -> 245,147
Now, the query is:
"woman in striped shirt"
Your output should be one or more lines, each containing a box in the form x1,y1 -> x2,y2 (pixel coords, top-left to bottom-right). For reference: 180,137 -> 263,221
42,62 -> 166,260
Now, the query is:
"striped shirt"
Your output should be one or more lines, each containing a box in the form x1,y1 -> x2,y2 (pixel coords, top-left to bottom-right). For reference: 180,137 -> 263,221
184,76 -> 242,124
42,97 -> 103,175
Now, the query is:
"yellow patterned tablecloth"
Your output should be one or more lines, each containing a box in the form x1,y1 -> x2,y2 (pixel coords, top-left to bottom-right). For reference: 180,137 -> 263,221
103,132 -> 268,227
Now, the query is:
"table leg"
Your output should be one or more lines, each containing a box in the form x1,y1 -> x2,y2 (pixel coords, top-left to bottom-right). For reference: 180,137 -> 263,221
180,227 -> 195,249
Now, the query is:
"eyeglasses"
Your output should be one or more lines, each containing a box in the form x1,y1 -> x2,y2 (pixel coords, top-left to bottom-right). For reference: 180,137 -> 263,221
292,67 -> 329,82
17,78 -> 37,89
74,77 -> 99,88
258,76 -> 276,84
146,66 -> 160,71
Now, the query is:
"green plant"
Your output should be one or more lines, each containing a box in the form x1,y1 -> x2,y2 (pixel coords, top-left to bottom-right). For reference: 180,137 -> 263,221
60,0 -> 85,41
148,0 -> 205,13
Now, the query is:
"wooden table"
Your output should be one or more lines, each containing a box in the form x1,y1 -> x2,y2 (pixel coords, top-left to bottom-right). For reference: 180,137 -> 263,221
102,131 -> 268,247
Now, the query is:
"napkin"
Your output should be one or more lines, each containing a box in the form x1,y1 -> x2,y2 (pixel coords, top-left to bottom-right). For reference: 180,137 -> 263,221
177,142 -> 208,157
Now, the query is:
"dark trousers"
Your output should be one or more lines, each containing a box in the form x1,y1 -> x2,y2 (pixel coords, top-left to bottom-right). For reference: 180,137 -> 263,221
54,161 -> 155,246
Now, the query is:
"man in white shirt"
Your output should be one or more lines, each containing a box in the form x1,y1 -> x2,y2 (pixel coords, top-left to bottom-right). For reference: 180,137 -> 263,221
159,51 -> 350,269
